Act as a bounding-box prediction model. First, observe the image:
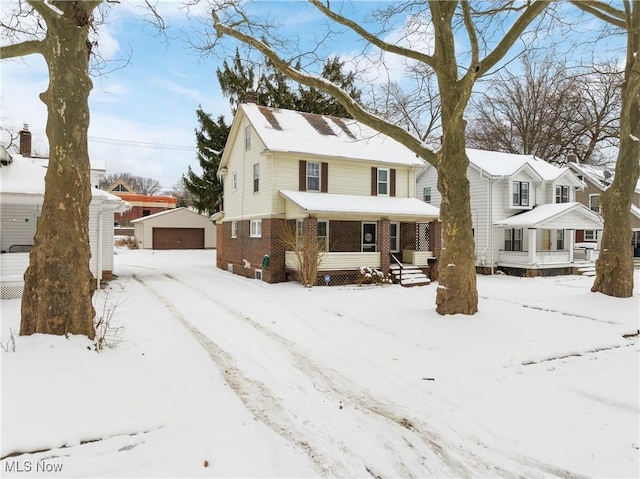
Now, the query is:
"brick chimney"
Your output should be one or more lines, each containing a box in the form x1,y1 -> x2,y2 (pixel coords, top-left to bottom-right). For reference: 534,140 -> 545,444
19,124 -> 32,157
242,90 -> 257,104
567,153 -> 578,164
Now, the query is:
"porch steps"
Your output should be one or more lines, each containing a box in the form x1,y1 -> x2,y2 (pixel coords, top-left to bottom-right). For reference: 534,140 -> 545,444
389,264 -> 431,287
577,265 -> 596,277
634,258 -> 640,269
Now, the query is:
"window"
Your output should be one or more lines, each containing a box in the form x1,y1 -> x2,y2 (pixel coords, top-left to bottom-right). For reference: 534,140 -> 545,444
390,222 -> 399,252
245,125 -> 251,150
513,181 -> 529,206
307,162 -> 320,191
231,221 -> 238,239
556,229 -> 565,250
253,163 -> 260,192
250,219 -> 262,238
504,228 -> 523,251
555,185 -> 569,203
317,220 -> 329,251
423,187 -> 432,203
377,168 -> 390,196
232,172 -> 237,192
585,230 -> 598,241
143,209 -> 150,217
589,194 -> 600,213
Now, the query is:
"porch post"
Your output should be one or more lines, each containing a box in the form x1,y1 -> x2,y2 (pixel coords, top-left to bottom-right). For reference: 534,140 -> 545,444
378,219 -> 390,275
303,217 -> 318,244
528,228 -> 536,264
567,229 -> 574,262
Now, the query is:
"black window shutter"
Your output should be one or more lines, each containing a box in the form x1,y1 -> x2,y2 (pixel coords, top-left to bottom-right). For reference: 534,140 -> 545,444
371,167 -> 378,196
390,169 -> 396,197
299,160 -> 307,191
321,162 -> 328,193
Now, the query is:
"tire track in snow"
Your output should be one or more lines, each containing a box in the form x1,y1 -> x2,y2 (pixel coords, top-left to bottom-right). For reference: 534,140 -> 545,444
132,270 -> 580,478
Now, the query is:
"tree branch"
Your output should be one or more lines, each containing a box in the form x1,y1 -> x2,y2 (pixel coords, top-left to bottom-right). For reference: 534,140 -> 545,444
473,1 -> 549,79
212,10 -> 437,166
0,39 -> 43,58
309,0 -> 436,68
570,0 -> 626,28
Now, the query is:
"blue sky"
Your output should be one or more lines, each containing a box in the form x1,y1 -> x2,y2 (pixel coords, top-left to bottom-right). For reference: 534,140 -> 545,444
1,1 -> 624,191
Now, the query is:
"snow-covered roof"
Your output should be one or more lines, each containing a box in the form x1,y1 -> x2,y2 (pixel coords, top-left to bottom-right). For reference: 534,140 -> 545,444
569,162 -> 640,194
131,207 -> 210,223
0,152 -> 128,212
240,103 -> 425,167
493,202 -> 603,229
467,149 -> 570,181
280,190 -> 440,220
631,204 -> 640,221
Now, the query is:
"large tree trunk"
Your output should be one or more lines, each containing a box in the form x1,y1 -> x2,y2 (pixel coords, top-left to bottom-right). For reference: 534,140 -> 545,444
20,2 -> 99,338
432,4 -> 478,315
591,53 -> 640,297
435,116 -> 478,315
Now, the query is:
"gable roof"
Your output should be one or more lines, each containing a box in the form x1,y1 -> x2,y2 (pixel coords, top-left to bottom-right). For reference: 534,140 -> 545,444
568,162 -> 640,194
130,207 -> 212,223
224,103 -> 425,168
467,148 -> 573,182
493,202 -> 603,229
280,190 -> 439,221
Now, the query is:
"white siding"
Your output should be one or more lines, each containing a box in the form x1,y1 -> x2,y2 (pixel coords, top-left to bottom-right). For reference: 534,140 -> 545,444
0,203 -> 39,252
224,121 -> 273,221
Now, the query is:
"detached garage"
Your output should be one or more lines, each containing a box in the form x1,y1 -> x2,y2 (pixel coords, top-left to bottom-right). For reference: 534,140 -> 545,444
132,208 -> 217,250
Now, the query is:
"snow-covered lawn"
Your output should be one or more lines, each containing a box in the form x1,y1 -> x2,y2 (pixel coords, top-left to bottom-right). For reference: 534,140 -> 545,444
1,249 -> 638,478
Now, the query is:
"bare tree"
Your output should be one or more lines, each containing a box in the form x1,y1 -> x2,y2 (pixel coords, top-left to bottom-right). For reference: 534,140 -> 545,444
572,0 -> 640,298
100,172 -> 163,195
207,0 -> 549,315
467,53 -> 621,165
1,0 -> 102,338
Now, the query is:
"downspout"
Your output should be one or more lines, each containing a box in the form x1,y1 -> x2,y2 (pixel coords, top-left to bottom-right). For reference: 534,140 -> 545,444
96,199 -> 105,291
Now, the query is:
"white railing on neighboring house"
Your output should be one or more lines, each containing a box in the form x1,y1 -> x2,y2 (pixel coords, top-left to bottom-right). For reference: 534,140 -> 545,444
498,249 -> 593,266
286,251 -> 381,271
1,253 -> 29,299
402,250 -> 434,265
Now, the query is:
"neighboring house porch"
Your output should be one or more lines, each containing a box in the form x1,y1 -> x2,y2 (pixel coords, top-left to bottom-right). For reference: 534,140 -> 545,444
493,203 -> 603,276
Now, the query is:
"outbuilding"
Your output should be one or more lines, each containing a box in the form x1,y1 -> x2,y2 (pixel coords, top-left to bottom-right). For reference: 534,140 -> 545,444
132,207 -> 217,250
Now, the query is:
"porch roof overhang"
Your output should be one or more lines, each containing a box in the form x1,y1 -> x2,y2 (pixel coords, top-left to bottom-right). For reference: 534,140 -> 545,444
279,190 -> 440,222
493,202 -> 604,230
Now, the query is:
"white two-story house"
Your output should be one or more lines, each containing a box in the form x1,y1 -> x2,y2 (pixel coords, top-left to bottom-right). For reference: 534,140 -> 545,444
215,102 -> 440,285
417,149 -> 604,276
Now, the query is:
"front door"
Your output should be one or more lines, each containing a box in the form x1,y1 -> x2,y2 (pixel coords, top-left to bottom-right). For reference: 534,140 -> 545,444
362,222 -> 377,252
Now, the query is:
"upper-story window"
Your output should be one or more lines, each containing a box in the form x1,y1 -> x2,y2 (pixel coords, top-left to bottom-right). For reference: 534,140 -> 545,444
589,193 -> 600,213
423,187 -> 432,203
245,125 -> 251,150
555,185 -> 569,203
232,172 -> 238,192
253,163 -> 260,193
307,162 -> 320,191
513,181 -> 529,207
378,168 -> 389,196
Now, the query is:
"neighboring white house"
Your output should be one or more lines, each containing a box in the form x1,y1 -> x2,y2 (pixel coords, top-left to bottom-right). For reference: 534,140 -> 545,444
131,207 -> 217,249
417,149 -> 604,276
0,146 -> 130,299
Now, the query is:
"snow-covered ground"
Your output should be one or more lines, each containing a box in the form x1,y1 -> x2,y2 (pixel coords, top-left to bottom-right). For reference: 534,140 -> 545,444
1,249 -> 638,478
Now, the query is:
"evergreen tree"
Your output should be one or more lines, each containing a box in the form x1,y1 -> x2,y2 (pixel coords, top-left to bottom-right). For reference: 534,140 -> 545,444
183,109 -> 229,216
216,49 -> 361,117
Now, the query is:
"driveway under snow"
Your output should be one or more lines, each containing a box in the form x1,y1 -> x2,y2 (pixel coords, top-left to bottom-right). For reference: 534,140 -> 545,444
1,249 -> 638,478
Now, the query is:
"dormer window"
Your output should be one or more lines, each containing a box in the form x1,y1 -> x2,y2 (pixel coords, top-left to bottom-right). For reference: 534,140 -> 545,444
513,181 -> 529,206
589,194 -> 600,213
555,185 -> 569,203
